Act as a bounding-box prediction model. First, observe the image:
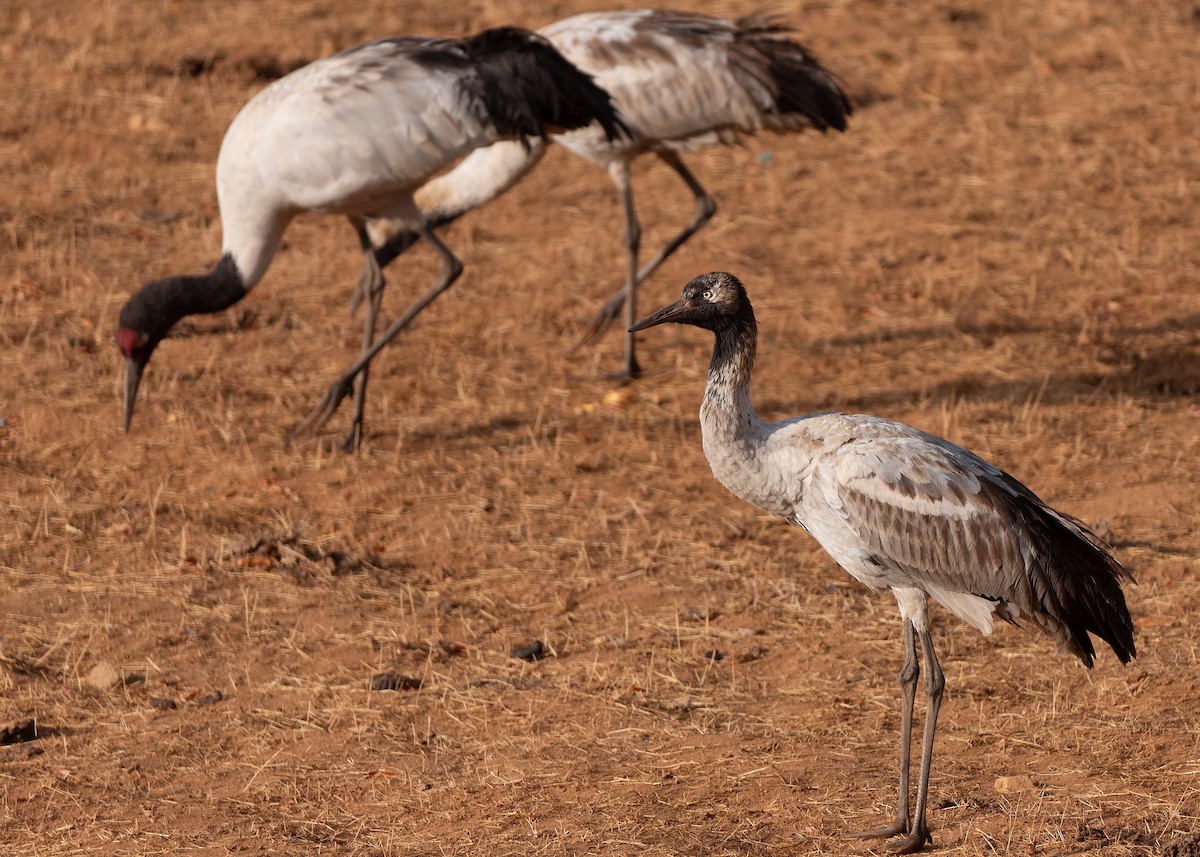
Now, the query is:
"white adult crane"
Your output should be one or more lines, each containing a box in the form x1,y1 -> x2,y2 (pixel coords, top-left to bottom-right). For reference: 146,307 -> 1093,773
117,27 -> 627,449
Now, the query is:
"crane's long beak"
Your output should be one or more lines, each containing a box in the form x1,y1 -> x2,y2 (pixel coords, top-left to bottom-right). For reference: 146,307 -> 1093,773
629,297 -> 692,332
122,356 -> 146,432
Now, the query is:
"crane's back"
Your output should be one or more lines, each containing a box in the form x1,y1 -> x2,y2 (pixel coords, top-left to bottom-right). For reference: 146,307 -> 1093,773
778,413 -> 1135,667
541,9 -> 851,162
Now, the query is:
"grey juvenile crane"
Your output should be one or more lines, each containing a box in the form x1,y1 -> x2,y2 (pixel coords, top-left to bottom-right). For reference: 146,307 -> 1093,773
116,27 -> 627,450
357,9 -> 851,381
629,272 -> 1136,854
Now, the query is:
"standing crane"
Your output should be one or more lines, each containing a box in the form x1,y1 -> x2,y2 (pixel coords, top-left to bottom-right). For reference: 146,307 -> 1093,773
116,27 -> 627,450
629,272 -> 1136,854
355,9 -> 852,380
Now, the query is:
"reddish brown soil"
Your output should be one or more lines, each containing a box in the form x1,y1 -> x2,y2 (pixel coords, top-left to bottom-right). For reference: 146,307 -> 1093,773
3,0 -> 1199,854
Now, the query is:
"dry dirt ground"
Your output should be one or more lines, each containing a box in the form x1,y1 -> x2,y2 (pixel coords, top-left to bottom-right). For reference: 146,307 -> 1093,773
3,0 -> 1200,854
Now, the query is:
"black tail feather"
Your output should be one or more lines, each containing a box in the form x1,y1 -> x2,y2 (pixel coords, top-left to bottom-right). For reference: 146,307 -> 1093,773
734,13 -> 852,133
1023,502 -> 1136,667
462,27 -> 630,144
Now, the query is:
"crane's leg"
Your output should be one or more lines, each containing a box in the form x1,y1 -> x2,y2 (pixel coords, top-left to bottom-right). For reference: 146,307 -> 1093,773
291,224 -> 464,448
348,220 -> 421,317
854,619 -> 919,841
890,627 -> 943,855
592,160 -> 643,381
572,150 -> 716,350
341,222 -> 387,451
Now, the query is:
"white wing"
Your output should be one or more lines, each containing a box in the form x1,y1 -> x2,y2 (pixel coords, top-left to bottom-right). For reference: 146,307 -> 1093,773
227,38 -> 499,216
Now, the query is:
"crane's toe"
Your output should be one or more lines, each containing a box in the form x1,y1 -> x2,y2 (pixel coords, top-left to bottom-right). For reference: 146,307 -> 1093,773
292,377 -> 356,444
852,820 -> 909,841
568,290 -> 627,355
338,420 -> 365,453
850,818 -> 933,854
887,826 -> 932,854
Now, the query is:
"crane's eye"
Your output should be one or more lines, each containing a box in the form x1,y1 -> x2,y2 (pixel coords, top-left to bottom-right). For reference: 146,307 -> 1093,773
701,289 -> 714,301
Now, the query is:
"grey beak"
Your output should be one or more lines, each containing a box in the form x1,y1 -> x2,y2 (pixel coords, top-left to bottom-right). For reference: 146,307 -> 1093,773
628,297 -> 693,332
123,356 -> 146,432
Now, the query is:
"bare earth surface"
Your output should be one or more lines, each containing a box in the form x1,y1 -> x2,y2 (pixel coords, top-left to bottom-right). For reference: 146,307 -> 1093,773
3,0 -> 1200,854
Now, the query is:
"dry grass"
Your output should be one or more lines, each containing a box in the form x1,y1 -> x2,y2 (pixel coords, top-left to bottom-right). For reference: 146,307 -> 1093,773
2,0 -> 1200,853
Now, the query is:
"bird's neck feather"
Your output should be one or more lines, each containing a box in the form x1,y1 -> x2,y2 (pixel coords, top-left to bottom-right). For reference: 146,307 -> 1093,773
149,254 -> 248,324
215,178 -> 291,290
701,317 -> 763,444
699,315 -> 789,513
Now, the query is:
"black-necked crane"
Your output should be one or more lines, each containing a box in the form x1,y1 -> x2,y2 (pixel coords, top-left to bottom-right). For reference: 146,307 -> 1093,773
629,272 -> 1136,854
357,9 -> 852,380
116,27 -> 627,450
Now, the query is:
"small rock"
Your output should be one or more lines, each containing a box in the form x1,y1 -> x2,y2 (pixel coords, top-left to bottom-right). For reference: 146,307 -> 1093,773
602,388 -> 635,408
994,774 -> 1036,793
0,719 -> 37,745
680,606 -> 718,622
368,672 -> 422,691
149,697 -> 178,710
509,640 -> 546,662
86,661 -> 121,690
736,643 -> 769,663
670,696 -> 700,712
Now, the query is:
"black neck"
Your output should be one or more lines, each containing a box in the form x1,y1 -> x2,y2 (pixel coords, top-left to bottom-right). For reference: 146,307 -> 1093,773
166,253 -> 247,318
709,304 -> 759,382
120,253 -> 248,345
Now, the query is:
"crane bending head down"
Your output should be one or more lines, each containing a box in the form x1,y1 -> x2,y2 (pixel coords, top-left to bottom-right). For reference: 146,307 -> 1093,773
117,27 -> 629,445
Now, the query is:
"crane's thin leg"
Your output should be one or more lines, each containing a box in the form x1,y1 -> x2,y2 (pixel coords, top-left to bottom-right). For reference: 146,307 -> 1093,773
854,619 -> 919,840
618,162 -> 642,380
890,626 -> 943,855
348,222 -> 421,317
571,150 -> 716,350
291,224 -> 464,447
342,224 -> 387,452
573,160 -> 646,380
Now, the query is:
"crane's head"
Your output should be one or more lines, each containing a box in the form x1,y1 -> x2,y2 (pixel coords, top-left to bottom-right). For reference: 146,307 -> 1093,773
117,282 -> 179,432
628,272 -> 752,334
116,255 -> 247,433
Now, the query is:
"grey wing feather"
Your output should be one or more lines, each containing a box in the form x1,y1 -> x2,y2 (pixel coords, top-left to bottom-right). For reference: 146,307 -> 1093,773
818,423 -> 1133,665
542,9 -> 845,151
827,433 -> 1041,604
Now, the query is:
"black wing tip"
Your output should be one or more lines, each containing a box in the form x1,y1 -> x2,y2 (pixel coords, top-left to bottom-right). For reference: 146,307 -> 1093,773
463,27 -> 628,143
1036,509 -> 1138,668
462,26 -> 545,53
1072,627 -> 1136,668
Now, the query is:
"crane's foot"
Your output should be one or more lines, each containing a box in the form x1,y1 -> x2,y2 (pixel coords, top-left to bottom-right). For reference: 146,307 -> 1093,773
337,419 -> 364,453
852,820 -> 909,841
852,818 -> 932,853
596,361 -> 642,385
619,355 -> 642,383
886,826 -> 932,854
567,291 -> 627,356
290,377 -> 355,446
